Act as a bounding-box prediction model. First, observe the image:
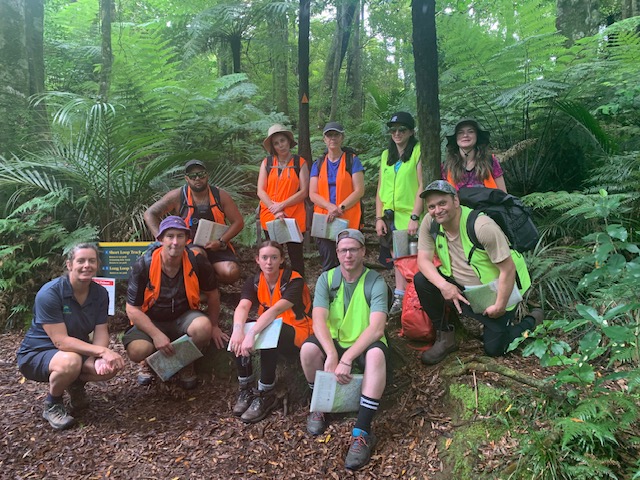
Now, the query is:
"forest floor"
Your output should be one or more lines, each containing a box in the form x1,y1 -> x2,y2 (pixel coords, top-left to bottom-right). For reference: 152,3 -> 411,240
0,243 -> 551,479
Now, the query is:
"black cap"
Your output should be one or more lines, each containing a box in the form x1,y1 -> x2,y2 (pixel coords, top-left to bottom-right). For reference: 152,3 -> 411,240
387,112 -> 415,130
185,159 -> 206,173
323,122 -> 345,135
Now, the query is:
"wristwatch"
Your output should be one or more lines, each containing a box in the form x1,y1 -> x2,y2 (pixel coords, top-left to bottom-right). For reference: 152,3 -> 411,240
340,204 -> 346,212
410,214 -> 420,221
218,239 -> 227,250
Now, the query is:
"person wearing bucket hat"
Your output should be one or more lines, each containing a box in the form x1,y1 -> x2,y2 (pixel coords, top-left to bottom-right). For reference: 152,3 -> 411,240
309,122 -> 365,271
124,215 -> 228,390
375,112 -> 424,316
143,159 -> 244,285
257,124 -> 309,276
442,118 -> 506,192
300,227 -> 389,470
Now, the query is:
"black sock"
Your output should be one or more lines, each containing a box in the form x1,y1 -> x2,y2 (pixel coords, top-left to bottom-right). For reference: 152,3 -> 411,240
46,393 -> 63,405
354,395 -> 379,433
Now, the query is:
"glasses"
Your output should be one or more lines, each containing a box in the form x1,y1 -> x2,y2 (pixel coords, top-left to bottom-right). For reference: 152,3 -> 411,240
337,247 -> 363,256
186,171 -> 208,180
389,126 -> 409,134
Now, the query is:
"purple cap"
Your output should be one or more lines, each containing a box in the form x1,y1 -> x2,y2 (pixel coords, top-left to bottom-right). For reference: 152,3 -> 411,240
157,216 -> 190,240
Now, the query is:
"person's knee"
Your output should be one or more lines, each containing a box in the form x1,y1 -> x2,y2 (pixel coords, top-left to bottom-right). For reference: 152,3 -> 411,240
364,347 -> 387,371
188,316 -> 212,345
483,340 -> 507,358
51,352 -> 83,376
126,340 -> 154,363
300,342 -> 321,364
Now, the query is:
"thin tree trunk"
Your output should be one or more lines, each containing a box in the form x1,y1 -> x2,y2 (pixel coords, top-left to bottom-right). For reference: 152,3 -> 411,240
346,0 -> 363,121
556,0 -> 601,46
230,35 -> 242,73
412,0 -> 441,182
273,11 -> 289,115
99,0 -> 112,101
298,0 -> 311,158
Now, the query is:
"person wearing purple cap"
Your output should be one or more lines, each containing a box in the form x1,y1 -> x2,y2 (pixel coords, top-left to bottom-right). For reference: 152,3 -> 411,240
300,228 -> 389,471
143,159 -> 244,285
123,216 -> 228,389
375,111 -> 424,316
309,122 -> 365,271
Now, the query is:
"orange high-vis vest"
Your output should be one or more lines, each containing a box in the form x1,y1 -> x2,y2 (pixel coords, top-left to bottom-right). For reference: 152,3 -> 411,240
446,171 -> 498,190
141,247 -> 200,314
314,152 -> 362,230
259,155 -> 307,232
181,185 -> 235,252
256,269 -> 312,347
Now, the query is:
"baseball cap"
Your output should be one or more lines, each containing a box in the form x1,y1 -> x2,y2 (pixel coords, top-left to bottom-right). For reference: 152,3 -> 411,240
387,112 -> 415,130
185,159 -> 206,173
336,228 -> 365,246
419,180 -> 457,198
323,122 -> 345,135
157,216 -> 190,240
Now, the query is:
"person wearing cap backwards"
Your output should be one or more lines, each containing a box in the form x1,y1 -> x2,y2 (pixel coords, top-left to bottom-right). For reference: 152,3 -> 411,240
257,124 -> 309,276
123,216 -> 228,389
300,228 -> 389,471
309,122 -> 365,271
375,111 -> 424,315
441,118 -> 507,192
414,181 -> 542,365
143,159 -> 244,285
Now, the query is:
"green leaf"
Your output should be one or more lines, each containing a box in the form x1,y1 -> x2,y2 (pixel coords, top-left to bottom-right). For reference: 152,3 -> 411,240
578,331 -> 602,354
576,304 -> 603,324
606,224 -> 628,241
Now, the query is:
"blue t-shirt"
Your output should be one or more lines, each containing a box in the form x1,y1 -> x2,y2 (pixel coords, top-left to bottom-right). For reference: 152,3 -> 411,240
310,154 -> 364,205
17,276 -> 109,355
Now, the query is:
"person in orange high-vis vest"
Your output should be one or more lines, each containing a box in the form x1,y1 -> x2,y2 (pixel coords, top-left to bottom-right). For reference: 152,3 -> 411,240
124,216 -> 229,390
441,118 -> 507,192
309,122 -> 365,271
229,241 -> 313,423
257,124 -> 309,276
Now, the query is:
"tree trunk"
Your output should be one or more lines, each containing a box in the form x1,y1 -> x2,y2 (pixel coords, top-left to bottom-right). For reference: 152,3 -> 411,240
0,0 -> 45,156
556,0 -> 601,46
346,0 -> 363,121
298,0 -> 311,160
272,11 -> 289,116
230,35 -> 242,73
99,0 -> 113,101
412,0 -> 441,182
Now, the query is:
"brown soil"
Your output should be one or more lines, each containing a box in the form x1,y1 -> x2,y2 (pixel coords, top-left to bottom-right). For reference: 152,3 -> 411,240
0,243 -> 547,479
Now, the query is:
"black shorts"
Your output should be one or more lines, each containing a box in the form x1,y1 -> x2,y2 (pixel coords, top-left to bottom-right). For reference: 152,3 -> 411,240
303,334 -> 389,372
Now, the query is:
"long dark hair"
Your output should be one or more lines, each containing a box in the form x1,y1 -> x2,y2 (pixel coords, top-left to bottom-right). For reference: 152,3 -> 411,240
386,135 -> 418,166
443,141 -> 492,185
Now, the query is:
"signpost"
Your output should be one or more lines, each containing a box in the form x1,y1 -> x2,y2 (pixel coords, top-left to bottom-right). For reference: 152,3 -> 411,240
98,242 -> 152,279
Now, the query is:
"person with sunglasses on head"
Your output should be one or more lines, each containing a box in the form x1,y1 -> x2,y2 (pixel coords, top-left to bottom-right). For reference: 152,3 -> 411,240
257,124 -> 309,277
442,118 -> 507,192
375,112 -> 424,316
309,122 -> 365,271
300,228 -> 389,471
17,243 -> 125,431
144,159 -> 245,285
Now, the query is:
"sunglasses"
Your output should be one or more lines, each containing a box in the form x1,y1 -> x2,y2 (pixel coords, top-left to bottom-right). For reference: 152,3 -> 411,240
389,126 -> 409,134
186,171 -> 208,180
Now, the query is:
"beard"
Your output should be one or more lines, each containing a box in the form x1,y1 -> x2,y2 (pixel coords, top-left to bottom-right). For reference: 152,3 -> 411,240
190,183 -> 208,193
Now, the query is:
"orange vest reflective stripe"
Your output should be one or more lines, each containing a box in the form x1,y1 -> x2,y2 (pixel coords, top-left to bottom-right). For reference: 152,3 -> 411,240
259,155 -> 307,232
446,170 -> 498,190
314,153 -> 362,230
256,269 -> 312,348
142,247 -> 200,313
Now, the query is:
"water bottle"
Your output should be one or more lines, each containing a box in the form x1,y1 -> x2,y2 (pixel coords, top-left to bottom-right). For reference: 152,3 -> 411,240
408,235 -> 418,255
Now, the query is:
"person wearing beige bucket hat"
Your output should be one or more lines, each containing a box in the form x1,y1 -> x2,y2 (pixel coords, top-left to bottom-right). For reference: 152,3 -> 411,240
257,124 -> 309,276
441,118 -> 507,192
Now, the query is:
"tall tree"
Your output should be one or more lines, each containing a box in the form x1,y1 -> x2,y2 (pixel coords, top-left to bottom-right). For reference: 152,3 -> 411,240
346,0 -> 363,121
0,0 -> 45,156
271,3 -> 290,115
298,0 -> 311,161
99,0 -> 113,101
412,0 -> 441,182
556,0 -> 602,45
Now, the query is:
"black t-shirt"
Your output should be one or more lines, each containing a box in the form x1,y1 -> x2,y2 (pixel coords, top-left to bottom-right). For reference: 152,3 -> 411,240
127,249 -> 217,322
240,274 -> 306,320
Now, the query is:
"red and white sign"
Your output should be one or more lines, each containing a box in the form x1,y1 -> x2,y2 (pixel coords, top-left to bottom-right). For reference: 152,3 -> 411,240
93,277 -> 116,315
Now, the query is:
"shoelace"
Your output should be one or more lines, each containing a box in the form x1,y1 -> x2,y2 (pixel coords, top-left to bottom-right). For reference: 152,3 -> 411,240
351,435 -> 368,452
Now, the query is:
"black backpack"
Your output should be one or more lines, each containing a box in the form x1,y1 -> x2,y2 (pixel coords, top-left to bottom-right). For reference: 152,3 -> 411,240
264,154 -> 302,178
429,186 -> 538,264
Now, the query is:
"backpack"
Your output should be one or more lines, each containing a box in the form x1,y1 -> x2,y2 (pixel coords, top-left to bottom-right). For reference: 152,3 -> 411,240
328,268 -> 394,312
430,186 -> 539,263
253,268 -> 312,319
264,154 -> 302,178
394,256 -> 434,344
179,184 -> 223,218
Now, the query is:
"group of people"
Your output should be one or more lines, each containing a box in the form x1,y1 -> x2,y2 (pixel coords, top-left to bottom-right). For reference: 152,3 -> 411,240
17,114 -> 542,472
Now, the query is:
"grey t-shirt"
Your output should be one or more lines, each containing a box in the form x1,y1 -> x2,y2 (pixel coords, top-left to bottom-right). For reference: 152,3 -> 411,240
313,268 -> 389,314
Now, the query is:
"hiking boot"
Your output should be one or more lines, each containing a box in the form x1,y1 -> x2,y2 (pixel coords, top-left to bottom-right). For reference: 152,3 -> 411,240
232,386 -> 254,416
137,362 -> 154,386
43,402 -> 75,431
345,431 -> 377,471
240,389 -> 278,424
306,411 -> 327,435
528,307 -> 544,327
389,295 -> 403,317
421,329 -> 458,365
178,363 -> 198,390
67,381 -> 89,412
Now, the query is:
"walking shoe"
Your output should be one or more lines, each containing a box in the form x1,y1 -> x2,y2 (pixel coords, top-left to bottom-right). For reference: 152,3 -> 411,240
389,295 -> 403,317
421,329 -> 458,365
233,386 -> 254,416
43,402 -> 75,431
306,411 -> 328,435
345,431 -> 377,471
137,362 -> 154,386
178,363 -> 198,390
67,381 -> 89,411
240,389 -> 278,423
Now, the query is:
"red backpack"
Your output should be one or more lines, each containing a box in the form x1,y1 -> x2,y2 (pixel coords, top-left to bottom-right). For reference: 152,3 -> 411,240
395,255 -> 435,345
